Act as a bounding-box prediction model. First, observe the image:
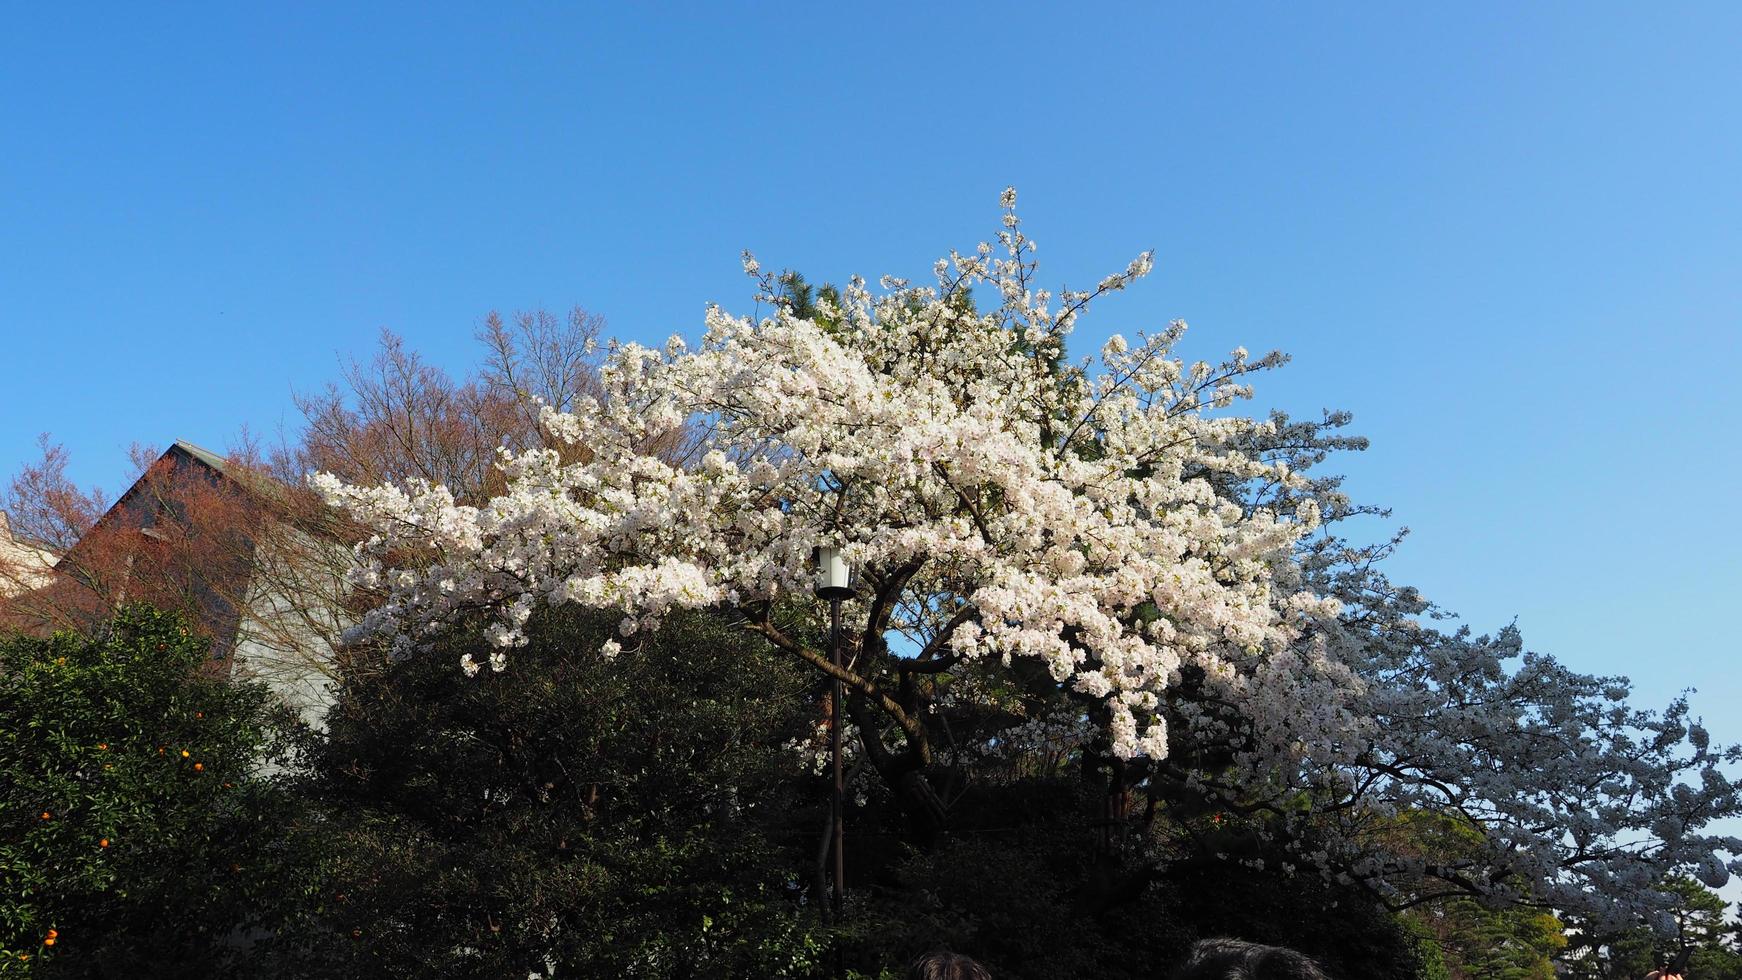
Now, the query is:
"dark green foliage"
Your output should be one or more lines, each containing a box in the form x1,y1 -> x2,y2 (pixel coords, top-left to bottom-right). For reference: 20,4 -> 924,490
272,607 -> 830,979
0,606 -> 315,979
837,779 -> 1436,980
1156,857 -> 1437,980
847,791 -> 1179,979
262,600 -> 1449,979
1,604 -> 1528,978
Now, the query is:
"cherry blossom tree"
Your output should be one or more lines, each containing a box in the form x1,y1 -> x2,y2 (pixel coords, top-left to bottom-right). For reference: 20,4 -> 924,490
315,189 -> 1740,930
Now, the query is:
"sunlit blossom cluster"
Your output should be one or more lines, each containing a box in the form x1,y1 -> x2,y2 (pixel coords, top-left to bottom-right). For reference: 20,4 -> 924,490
315,188 -> 1341,762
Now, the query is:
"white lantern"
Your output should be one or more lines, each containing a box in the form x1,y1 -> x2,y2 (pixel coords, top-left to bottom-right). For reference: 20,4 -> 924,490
814,545 -> 855,600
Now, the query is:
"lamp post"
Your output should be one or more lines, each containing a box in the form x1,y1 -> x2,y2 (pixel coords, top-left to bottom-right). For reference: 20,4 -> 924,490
814,545 -> 855,916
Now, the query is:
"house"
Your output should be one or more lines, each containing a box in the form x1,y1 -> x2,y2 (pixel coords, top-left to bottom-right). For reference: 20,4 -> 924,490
0,509 -> 59,598
2,441 -> 346,728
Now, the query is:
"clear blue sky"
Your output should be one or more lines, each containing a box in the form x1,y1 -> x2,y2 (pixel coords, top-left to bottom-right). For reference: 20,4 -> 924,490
3,6 -> 1739,724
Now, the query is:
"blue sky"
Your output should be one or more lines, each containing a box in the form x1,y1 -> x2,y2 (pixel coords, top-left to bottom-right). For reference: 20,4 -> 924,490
3,5 -> 1739,727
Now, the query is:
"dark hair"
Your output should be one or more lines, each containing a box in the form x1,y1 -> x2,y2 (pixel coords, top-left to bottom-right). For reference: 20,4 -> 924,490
908,950 -> 993,980
1171,938 -> 1331,980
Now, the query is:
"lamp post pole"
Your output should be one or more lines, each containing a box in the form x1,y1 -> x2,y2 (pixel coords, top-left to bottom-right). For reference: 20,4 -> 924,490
815,545 -> 855,917
829,595 -> 845,916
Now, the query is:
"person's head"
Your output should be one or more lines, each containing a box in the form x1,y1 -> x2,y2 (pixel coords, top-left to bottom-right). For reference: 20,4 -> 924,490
907,950 -> 993,980
1171,938 -> 1330,980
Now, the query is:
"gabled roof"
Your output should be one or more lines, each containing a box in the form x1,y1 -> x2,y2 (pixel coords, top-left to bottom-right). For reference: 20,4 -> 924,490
55,440 -> 248,574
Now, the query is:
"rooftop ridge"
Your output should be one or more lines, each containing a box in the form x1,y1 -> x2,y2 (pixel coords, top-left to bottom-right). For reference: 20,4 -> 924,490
172,439 -> 232,473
